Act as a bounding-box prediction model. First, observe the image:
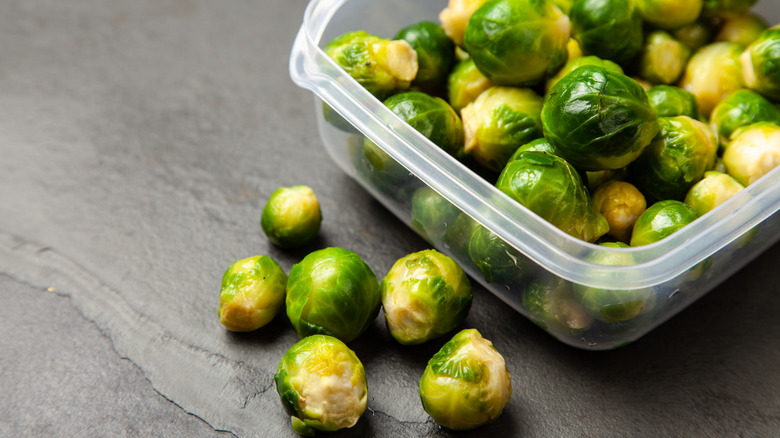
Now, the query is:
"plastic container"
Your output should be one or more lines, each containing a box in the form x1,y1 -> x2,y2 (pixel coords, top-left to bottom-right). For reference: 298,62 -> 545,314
289,0 -> 780,349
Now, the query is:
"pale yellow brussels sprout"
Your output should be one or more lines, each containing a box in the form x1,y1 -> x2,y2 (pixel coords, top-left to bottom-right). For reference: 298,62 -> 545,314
592,181 -> 647,243
740,26 -> 780,101
439,0 -> 491,47
218,255 -> 287,332
723,122 -> 780,186
637,0 -> 702,30
679,42 -> 744,116
419,329 -> 512,430
684,171 -> 745,215
639,31 -> 691,85
716,13 -> 769,48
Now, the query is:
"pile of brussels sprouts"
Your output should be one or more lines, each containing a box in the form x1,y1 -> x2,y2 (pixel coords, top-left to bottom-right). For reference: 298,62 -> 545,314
218,186 -> 512,434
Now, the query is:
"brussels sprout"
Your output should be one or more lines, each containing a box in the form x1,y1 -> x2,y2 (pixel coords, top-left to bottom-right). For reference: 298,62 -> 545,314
218,255 -> 287,332
722,122 -> 780,186
286,248 -> 380,343
572,242 -> 657,323
382,91 -> 465,157
740,26 -> 780,101
630,116 -> 718,203
639,31 -> 692,85
545,55 -> 624,95
710,89 -> 780,147
673,20 -> 716,51
274,335 -> 367,435
444,213 -> 480,261
716,13 -> 769,48
447,59 -> 495,114
684,170 -> 746,215
381,250 -> 472,345
592,181 -> 647,243
702,0 -> 758,18
411,186 -> 462,245
464,0 -> 571,86
569,0 -> 644,65
419,329 -> 512,430
542,66 -> 660,171
324,31 -> 418,100
439,0 -> 491,47
395,21 -> 456,89
636,0 -> 702,30
522,278 -> 593,334
630,200 -> 700,246
646,85 -> 702,119
261,185 -> 322,249
679,42 -> 744,116
355,138 -> 417,201
496,151 -> 609,242
468,224 -> 536,285
461,86 -> 543,172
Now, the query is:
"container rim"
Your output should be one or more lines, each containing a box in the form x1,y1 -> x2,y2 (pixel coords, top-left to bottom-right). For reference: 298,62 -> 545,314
289,0 -> 780,289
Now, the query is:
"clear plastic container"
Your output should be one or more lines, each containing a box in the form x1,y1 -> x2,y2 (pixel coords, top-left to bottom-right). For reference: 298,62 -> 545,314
289,0 -> 780,349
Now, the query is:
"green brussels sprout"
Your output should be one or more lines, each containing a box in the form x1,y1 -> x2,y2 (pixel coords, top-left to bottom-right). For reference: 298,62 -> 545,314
673,20 -> 716,51
382,91 -> 465,157
381,250 -> 472,345
684,170 -> 746,215
261,185 -> 322,249
496,151 -> 609,242
630,200 -> 700,246
522,278 -> 593,334
542,66 -> 660,171
702,0 -> 758,18
274,335 -> 367,435
679,42 -> 745,117
637,0 -> 702,30
722,122 -> 780,186
630,116 -> 718,203
324,31 -> 418,100
545,55 -> 624,95
411,186 -> 461,245
464,0 -> 571,86
443,213 -> 480,261
468,225 -> 535,284
710,89 -> 780,147
439,0 -> 492,47
646,85 -> 702,119
461,86 -> 543,172
569,0 -> 644,65
354,138 -> 417,202
592,181 -> 647,243
419,328 -> 512,430
572,242 -> 657,323
395,21 -> 456,89
716,13 -> 769,48
447,59 -> 495,114
639,31 -> 692,85
286,248 -> 380,343
218,255 -> 287,332
740,26 -> 780,101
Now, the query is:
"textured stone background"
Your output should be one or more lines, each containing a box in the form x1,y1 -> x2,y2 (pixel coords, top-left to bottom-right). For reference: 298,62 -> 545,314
1,1 -> 779,437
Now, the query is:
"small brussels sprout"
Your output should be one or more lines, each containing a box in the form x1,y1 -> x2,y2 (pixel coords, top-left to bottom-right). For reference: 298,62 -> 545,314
382,91 -> 464,157
542,66 -> 660,171
464,0 -> 570,86
274,335 -> 367,435
630,116 -> 718,203
630,200 -> 700,246
411,186 -> 461,245
592,181 -> 647,243
716,13 -> 769,48
639,31 -> 692,85
710,89 -> 780,147
461,86 -> 543,172
570,0 -> 644,65
218,256 -> 287,332
395,21 -> 456,89
522,278 -> 593,334
447,59 -> 495,114
419,329 -> 512,430
439,0 -> 491,47
673,20 -> 716,51
636,0 -> 702,30
679,42 -> 745,116
722,122 -> 780,186
261,185 -> 322,249
496,151 -> 609,242
684,171 -> 746,215
702,0 -> 758,18
572,242 -> 657,323
286,248 -> 380,343
324,31 -> 418,100
545,55 -> 624,95
468,225 -> 534,285
381,250 -> 472,345
740,26 -> 780,101
646,85 -> 702,119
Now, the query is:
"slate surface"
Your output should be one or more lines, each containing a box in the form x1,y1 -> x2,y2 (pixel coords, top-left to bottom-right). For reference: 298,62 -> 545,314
1,1 -> 779,437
